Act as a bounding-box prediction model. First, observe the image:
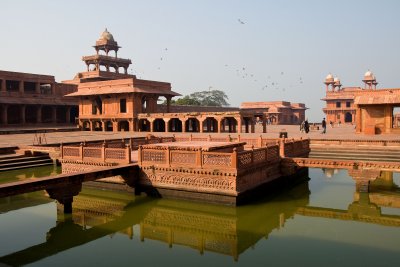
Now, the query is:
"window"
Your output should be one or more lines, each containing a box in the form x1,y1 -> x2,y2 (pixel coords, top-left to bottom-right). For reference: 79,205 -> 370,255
337,114 -> 340,119
346,102 -> 351,108
336,102 -> 341,108
120,99 -> 127,113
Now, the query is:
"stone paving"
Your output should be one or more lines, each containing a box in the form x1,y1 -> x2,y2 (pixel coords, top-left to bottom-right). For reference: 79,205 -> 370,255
0,124 -> 399,148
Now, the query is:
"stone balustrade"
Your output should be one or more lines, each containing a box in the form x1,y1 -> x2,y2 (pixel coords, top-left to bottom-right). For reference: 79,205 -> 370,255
138,143 -> 280,170
61,142 -> 132,164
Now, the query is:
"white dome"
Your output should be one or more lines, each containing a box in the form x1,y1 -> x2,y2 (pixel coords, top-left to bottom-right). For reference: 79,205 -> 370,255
326,73 -> 334,80
334,77 -> 340,82
364,70 -> 374,78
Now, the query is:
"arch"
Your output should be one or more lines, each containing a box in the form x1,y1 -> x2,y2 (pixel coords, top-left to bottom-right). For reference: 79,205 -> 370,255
168,118 -> 182,132
82,121 -> 91,131
185,118 -> 200,132
118,120 -> 129,131
345,112 -> 352,123
202,117 -> 218,132
42,106 -> 53,123
105,121 -> 113,131
25,105 -> 37,124
7,105 -> 21,124
221,117 -> 238,133
138,119 -> 150,132
93,120 -> 102,131
153,118 -> 165,132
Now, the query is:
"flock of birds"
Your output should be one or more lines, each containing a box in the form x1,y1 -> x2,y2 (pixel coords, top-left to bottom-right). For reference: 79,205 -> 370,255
132,18 -> 306,94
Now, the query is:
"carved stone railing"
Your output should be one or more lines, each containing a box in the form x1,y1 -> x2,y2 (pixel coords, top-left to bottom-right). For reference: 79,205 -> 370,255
172,134 -> 277,148
61,142 -> 131,164
279,138 -> 310,158
139,143 -> 280,170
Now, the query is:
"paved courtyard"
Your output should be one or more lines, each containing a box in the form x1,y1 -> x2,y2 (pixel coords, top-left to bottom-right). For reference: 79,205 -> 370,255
0,124 -> 399,148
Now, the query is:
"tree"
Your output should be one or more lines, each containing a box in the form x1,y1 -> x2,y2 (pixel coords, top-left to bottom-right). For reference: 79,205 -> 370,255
168,90 -> 230,107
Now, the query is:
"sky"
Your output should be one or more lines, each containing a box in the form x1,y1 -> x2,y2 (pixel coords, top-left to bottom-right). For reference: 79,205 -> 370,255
2,0 -> 400,121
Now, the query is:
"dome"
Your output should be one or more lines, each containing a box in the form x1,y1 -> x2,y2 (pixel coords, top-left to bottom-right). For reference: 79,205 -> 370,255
326,73 -> 333,80
333,77 -> 340,82
364,70 -> 374,79
325,73 -> 334,83
99,28 -> 114,42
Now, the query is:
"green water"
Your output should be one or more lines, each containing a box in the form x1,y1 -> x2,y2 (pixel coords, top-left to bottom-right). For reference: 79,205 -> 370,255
0,168 -> 399,267
0,165 -> 61,184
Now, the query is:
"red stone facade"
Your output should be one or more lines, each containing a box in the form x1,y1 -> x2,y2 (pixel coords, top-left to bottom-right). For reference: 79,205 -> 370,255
322,71 -> 380,126
240,101 -> 307,125
0,70 -> 78,126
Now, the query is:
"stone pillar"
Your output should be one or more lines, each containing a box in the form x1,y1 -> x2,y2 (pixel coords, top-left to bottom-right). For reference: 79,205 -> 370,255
35,82 -> 40,94
251,118 -> 255,133
182,119 -> 187,133
129,119 -> 137,132
166,97 -> 171,113
262,115 -> 267,133
355,107 -> 362,133
21,105 -> 26,124
52,106 -> 57,123
102,120 -> 106,132
19,80 -> 24,93
66,107 -> 71,123
149,119 -> 154,132
1,105 -> 7,124
236,117 -> 242,133
217,118 -> 222,133
51,83 -> 56,95
46,183 -> 82,214
164,118 -> 170,132
199,119 -> 205,133
1,79 -> 6,92
36,106 -> 42,123
113,121 -> 118,132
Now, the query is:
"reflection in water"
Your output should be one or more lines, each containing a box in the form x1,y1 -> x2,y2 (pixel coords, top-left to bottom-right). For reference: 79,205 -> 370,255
0,165 -> 61,184
1,169 -> 400,266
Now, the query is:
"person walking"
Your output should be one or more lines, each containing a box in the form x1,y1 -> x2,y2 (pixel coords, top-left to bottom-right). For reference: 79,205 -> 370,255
322,118 -> 327,134
304,119 -> 310,133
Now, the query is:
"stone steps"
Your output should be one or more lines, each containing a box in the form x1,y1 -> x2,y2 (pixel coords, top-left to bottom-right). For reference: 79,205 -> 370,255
0,154 -> 53,172
309,147 -> 400,162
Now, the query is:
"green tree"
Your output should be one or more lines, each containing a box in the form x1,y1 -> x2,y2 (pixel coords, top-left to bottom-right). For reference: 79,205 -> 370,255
168,90 -> 229,106
189,90 -> 229,106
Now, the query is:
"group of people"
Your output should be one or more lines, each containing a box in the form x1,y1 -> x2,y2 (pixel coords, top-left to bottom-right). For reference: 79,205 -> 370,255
300,118 -> 327,134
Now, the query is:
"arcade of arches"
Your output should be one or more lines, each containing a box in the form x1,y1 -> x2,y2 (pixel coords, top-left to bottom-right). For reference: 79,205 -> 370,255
0,70 -> 78,126
79,111 -> 267,133
0,105 -> 78,125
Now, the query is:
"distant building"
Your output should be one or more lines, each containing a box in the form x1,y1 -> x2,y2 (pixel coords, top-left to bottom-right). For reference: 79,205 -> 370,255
240,101 -> 307,125
322,71 -> 378,124
322,70 -> 400,134
0,70 -> 78,126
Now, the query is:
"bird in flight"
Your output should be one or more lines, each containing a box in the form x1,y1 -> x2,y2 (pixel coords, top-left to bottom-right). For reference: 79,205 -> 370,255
238,19 -> 245,24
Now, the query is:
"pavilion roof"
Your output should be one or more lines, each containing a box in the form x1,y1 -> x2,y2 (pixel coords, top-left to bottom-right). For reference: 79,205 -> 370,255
355,94 -> 400,105
66,78 -> 180,97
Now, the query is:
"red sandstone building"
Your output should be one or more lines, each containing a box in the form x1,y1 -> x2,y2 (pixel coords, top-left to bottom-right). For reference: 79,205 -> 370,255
66,29 -> 292,133
0,70 -> 78,127
322,71 -> 378,125
322,71 -> 400,134
240,101 -> 306,125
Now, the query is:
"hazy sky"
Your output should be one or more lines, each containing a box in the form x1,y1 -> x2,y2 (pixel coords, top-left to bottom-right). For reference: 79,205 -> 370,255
2,0 -> 400,121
